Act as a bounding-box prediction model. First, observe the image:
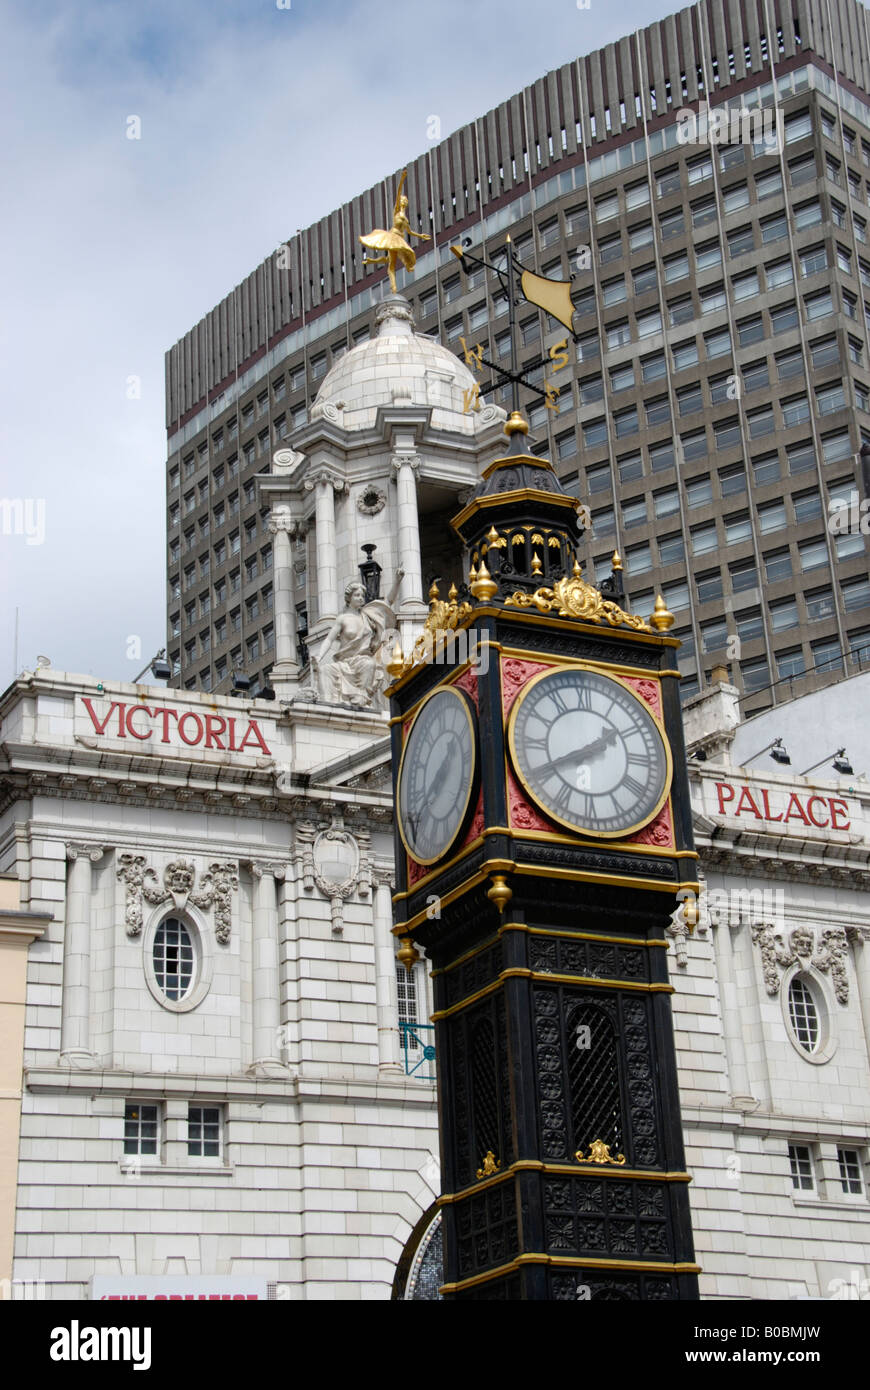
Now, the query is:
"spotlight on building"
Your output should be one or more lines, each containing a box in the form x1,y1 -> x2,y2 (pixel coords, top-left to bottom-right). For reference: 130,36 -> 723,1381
800,747 -> 854,777
690,748 -> 707,761
744,737 -> 790,767
254,684 -> 276,701
132,648 -> 171,683
230,671 -> 253,698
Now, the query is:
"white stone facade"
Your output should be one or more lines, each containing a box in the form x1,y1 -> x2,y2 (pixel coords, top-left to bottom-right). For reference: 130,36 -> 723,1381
1,673 -> 440,1300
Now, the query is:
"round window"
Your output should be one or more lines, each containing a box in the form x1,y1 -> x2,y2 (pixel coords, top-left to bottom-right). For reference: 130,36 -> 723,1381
788,975 -> 819,1054
782,970 -> 836,1064
153,916 -> 195,1001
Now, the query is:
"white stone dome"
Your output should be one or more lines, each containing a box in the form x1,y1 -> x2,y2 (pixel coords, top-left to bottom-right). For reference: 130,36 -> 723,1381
310,294 -> 505,435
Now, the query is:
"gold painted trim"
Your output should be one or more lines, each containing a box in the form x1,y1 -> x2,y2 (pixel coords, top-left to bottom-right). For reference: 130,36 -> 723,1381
451,487 -> 581,532
507,665 -> 674,841
396,685 -> 478,867
438,1160 -> 693,1205
481,453 -> 554,481
392,833 -> 485,901
388,661 -> 476,727
431,966 -> 673,1021
439,1254 -> 702,1294
430,929 -> 510,978
498,643 -> 681,677
471,611 -> 681,649
513,925 -> 671,948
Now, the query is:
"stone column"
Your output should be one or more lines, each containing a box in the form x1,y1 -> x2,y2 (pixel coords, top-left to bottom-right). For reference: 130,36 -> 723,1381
268,508 -> 300,686
304,467 -> 345,622
713,918 -> 756,1108
848,927 -> 870,1066
373,868 -> 402,1073
248,862 -> 289,1078
60,843 -> 104,1069
391,453 -> 424,649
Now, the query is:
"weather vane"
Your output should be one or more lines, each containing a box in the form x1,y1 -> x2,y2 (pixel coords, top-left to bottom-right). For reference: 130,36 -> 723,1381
449,235 -> 578,417
360,170 -> 431,294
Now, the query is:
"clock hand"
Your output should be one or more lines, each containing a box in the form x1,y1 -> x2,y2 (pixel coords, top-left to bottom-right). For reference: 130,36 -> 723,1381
534,727 -> 619,777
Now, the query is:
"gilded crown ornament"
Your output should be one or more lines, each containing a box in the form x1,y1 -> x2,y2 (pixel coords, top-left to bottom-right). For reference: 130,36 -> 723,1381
360,170 -> 431,293
576,1140 -> 626,1167
476,1151 -> 501,1179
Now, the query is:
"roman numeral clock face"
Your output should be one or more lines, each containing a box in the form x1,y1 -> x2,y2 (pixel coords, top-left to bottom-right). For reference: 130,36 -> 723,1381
508,667 -> 672,837
398,687 -> 477,865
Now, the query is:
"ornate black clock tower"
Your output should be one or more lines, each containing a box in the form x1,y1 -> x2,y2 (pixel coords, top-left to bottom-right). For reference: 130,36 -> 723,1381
388,413 -> 700,1301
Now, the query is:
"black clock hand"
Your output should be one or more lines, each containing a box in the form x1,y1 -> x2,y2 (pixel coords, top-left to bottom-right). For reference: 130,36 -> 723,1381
534,726 -> 620,777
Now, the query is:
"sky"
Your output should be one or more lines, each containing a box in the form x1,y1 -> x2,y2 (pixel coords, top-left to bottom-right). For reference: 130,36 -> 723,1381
1,0 -> 678,690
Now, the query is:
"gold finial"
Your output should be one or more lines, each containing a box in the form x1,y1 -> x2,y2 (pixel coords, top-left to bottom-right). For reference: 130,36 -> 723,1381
476,1151 -> 501,1180
428,579 -> 440,602
531,552 -> 543,575
448,582 -> 458,601
611,550 -> 623,571
469,561 -> 479,584
486,874 -> 512,915
572,557 -> 583,579
504,410 -> 529,437
387,641 -> 406,679
470,559 -> 498,601
650,594 -> 675,631
359,170 -> 431,294
486,525 -> 500,544
396,937 -> 420,973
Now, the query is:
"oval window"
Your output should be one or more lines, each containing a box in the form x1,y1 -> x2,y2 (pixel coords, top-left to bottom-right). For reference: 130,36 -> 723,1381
153,916 -> 195,1002
788,975 -> 819,1054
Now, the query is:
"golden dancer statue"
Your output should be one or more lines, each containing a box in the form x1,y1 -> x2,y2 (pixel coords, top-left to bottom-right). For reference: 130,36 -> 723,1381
359,170 -> 430,293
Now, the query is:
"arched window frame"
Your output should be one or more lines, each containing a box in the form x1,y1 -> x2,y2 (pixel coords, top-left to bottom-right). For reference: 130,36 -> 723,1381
781,964 -> 837,1065
143,906 -> 213,1013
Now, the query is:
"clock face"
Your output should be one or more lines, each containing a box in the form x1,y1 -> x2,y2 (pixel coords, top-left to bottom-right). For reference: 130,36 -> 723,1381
397,686 -> 477,865
508,667 -> 671,837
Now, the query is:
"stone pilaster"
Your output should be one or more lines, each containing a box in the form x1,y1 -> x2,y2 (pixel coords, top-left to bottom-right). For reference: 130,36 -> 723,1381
247,862 -> 290,1078
60,843 -> 105,1069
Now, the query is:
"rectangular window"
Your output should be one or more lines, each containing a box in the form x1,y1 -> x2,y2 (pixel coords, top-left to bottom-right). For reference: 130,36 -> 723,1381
188,1105 -> 222,1159
599,234 -> 622,264
766,259 -> 794,290
747,407 -> 775,439
618,452 -> 643,482
614,407 -> 639,438
806,587 -> 835,621
793,201 -> 822,231
682,431 -> 708,462
636,310 -> 663,339
701,618 -> 729,652
607,321 -> 631,350
764,549 -> 792,582
649,443 -> 675,472
731,272 -> 758,301
782,394 -> 810,427
728,226 -> 754,258
788,1144 -> 815,1192
842,577 -> 870,611
761,213 -> 788,243
696,570 -> 723,603
609,365 -> 634,394
736,608 -> 764,643
719,465 -> 746,496
705,327 -> 731,358
576,331 -> 599,362
730,560 -> 758,592
817,384 -> 846,416
725,512 -> 751,544
738,315 -> 764,347
673,340 -> 699,371
633,264 -> 658,295
770,599 -> 799,632
805,291 -> 834,321
771,302 -> 799,335
641,352 -> 666,383
645,396 -> 670,427
124,1103 -> 159,1157
714,419 -> 741,450
722,185 -> 749,213
799,537 -> 829,571
837,1148 -> 863,1195
658,532 -> 685,566
758,501 -> 786,534
622,497 -> 647,529
691,524 -> 717,555
625,543 -> 652,574
659,209 -> 685,240
629,222 -> 654,251
664,252 -> 689,283
776,647 -> 806,678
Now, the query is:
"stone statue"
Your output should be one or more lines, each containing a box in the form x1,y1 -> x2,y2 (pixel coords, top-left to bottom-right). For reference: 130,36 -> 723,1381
359,171 -> 431,294
313,569 -> 404,709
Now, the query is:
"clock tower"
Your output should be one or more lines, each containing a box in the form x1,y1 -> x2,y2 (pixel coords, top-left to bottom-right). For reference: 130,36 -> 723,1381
388,412 -> 701,1301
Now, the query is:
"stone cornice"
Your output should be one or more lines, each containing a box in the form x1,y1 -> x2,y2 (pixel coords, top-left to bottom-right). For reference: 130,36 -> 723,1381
24,1067 -> 436,1107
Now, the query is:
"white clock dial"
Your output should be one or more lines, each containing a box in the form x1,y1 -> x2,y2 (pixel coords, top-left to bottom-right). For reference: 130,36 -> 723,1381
398,687 -> 477,865
508,667 -> 671,837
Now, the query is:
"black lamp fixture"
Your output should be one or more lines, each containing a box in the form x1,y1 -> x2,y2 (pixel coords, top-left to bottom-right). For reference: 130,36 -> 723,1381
132,648 -> 172,683
358,544 -> 382,602
744,736 -> 790,767
799,747 -> 854,777
230,670 -> 253,698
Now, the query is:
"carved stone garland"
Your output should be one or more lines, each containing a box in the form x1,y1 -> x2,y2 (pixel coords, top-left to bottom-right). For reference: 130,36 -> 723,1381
116,854 -> 239,942
750,922 -> 850,1004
